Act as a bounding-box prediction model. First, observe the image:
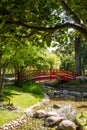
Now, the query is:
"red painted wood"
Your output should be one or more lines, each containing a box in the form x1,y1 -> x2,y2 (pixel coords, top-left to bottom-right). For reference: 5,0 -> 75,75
15,69 -> 76,82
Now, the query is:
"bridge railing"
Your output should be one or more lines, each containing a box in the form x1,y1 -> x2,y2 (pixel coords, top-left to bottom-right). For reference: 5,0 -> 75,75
15,68 -> 76,81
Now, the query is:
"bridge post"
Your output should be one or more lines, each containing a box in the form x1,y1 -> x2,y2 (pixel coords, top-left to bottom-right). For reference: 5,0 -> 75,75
49,68 -> 52,79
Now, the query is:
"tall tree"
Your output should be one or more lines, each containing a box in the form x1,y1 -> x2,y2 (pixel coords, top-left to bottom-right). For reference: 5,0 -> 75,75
59,0 -> 82,75
0,38 -> 17,96
0,0 -> 87,77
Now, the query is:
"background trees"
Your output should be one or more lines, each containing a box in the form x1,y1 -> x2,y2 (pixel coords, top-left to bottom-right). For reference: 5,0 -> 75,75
0,0 -> 87,95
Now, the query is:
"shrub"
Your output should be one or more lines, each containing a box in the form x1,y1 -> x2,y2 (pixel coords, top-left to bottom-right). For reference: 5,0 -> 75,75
75,112 -> 87,130
22,80 -> 43,94
65,80 -> 81,86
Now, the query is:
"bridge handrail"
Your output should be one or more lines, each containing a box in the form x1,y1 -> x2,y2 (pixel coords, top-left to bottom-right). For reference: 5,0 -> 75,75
15,68 -> 76,81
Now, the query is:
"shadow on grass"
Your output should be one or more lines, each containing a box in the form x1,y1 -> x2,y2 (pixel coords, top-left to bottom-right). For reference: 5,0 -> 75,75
4,91 -> 22,96
3,84 -> 23,97
31,93 -> 44,99
3,83 -> 44,100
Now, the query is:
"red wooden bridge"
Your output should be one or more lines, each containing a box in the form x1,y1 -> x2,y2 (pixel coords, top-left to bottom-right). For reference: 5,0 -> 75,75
18,69 -> 76,82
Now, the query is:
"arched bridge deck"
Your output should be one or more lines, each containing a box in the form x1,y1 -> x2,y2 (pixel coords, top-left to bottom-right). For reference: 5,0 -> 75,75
16,69 -> 76,82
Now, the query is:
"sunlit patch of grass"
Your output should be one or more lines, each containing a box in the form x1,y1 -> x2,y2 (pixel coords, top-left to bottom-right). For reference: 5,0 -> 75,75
10,92 -> 43,110
0,109 -> 22,125
0,83 -> 44,125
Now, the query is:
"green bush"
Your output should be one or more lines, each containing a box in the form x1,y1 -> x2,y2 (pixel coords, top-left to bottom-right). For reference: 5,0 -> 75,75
22,80 -> 43,94
75,112 -> 87,130
78,78 -> 87,84
65,80 -> 81,86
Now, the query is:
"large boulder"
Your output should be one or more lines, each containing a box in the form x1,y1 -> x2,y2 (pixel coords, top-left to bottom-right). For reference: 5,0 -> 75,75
44,116 -> 64,127
57,120 -> 77,130
45,111 -> 59,117
34,110 -> 46,118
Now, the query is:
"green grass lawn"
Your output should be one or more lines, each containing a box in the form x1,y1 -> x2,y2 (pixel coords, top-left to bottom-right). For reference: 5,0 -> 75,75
0,83 -> 44,125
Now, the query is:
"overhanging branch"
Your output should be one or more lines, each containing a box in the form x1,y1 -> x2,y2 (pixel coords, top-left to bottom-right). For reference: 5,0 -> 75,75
4,20 -> 87,40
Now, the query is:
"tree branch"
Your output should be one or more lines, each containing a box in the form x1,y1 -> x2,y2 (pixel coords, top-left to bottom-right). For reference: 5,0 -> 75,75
4,20 -> 87,40
0,29 -> 37,38
58,0 -> 82,24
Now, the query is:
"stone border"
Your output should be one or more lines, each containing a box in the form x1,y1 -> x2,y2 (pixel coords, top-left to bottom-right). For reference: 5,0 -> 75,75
0,94 -> 50,130
47,89 -> 87,101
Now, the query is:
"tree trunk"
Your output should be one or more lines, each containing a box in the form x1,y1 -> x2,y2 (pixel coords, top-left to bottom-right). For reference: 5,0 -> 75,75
0,62 -> 1,79
0,61 -> 8,96
17,69 -> 22,87
59,0 -> 82,76
0,72 -> 5,96
0,53 -> 2,79
74,37 -> 81,76
14,64 -> 23,87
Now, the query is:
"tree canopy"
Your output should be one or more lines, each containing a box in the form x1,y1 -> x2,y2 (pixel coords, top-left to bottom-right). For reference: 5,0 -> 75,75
0,0 -> 87,40
0,0 -> 87,95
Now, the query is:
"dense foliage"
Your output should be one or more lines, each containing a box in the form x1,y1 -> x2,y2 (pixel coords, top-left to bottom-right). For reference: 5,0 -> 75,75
0,0 -> 87,96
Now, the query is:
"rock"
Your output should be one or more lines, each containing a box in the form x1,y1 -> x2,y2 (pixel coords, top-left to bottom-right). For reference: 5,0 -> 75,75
53,104 -> 61,109
33,102 -> 42,108
34,110 -> 46,118
59,94 -> 66,99
9,124 -> 14,129
57,120 -> 77,130
44,116 -> 64,127
45,111 -> 59,117
3,126 -> 9,130
63,95 -> 75,100
0,126 -> 3,129
69,96 -> 76,100
82,92 -> 87,98
0,102 -> 3,107
47,92 -> 54,97
55,95 -> 60,98
13,120 -> 19,126
24,108 -> 33,117
42,98 -> 50,105
6,105 -> 19,111
63,90 -> 69,95
54,91 -> 62,95
69,91 -> 80,97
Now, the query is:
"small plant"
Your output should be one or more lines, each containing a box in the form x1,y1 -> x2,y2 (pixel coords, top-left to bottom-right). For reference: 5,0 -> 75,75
75,112 -> 87,130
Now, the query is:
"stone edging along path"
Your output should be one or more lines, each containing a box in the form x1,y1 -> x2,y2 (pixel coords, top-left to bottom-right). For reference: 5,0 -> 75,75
1,87 -> 84,130
0,92 -> 78,130
0,94 -> 50,130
